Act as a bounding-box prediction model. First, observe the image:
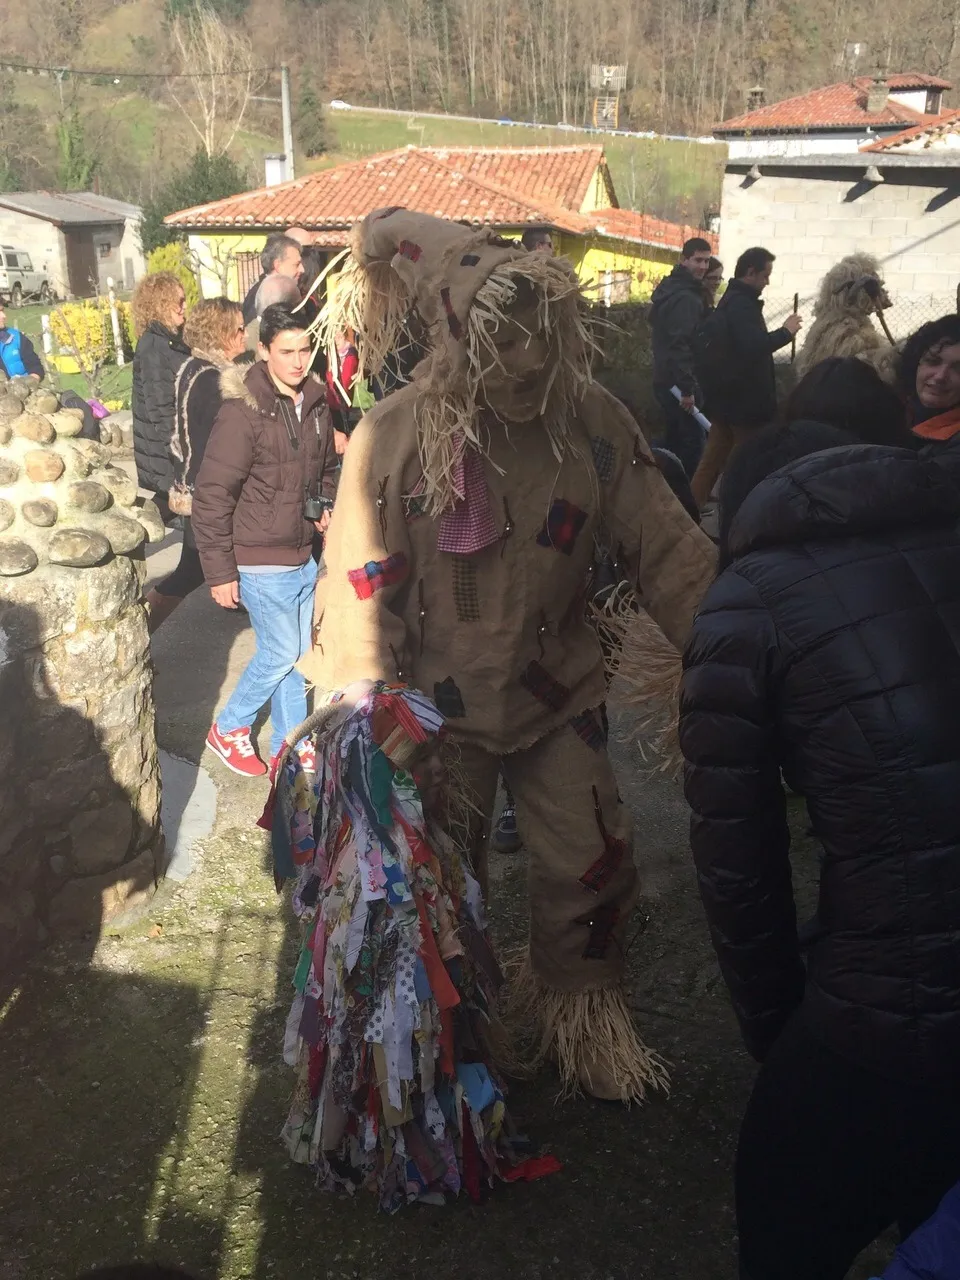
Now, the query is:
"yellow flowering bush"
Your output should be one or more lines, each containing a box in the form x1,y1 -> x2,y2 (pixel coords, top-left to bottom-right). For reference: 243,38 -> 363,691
146,243 -> 201,311
50,297 -> 134,371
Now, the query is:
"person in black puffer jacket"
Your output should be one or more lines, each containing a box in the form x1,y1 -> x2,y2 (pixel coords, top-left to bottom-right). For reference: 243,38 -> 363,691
131,272 -> 190,506
680,420 -> 960,1280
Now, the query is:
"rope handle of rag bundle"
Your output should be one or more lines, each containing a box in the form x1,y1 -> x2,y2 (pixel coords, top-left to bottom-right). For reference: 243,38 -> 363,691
273,682 -> 378,776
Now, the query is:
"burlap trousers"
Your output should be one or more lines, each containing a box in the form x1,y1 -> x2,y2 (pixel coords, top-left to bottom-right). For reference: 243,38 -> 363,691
453,711 -> 638,994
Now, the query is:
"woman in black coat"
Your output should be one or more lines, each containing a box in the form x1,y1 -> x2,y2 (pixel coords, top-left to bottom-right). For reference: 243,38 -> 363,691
680,420 -> 960,1280
131,272 -> 190,504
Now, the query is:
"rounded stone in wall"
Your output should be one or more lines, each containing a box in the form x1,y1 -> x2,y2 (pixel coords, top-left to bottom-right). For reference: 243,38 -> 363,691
0,422 -> 10,446
49,410 -> 84,439
65,481 -> 111,514
9,376 -> 33,401
0,394 -> 21,419
13,414 -> 56,445
0,538 -> 39,576
0,498 -> 13,531
22,499 -> 58,527
24,449 -> 65,483
96,513 -> 147,555
99,467 -> 137,507
25,392 -> 59,416
48,528 -> 111,568
0,457 -> 20,487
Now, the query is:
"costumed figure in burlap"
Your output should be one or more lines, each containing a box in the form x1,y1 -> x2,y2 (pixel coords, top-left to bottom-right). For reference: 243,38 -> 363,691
795,253 -> 897,381
301,208 -> 716,1103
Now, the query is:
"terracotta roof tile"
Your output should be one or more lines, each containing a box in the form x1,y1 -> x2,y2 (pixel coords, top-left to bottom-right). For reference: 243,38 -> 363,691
585,208 -> 718,253
715,73 -> 950,133
861,107 -> 960,151
166,147 -> 602,232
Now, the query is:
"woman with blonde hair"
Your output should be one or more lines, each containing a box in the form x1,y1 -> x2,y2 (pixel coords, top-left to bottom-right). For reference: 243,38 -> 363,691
144,296 -> 246,631
131,272 -> 190,506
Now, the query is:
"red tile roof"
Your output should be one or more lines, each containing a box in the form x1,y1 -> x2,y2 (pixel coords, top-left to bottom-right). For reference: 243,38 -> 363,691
715,73 -> 951,134
584,207 -> 718,253
165,145 -> 710,256
166,147 -> 601,233
861,107 -> 960,151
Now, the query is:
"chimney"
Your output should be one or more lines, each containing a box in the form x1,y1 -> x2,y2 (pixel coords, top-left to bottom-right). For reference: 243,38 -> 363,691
747,85 -> 765,111
264,154 -> 287,187
866,73 -> 889,115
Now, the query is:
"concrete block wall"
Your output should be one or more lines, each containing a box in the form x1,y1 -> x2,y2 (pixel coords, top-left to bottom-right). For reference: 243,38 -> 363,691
719,169 -> 960,322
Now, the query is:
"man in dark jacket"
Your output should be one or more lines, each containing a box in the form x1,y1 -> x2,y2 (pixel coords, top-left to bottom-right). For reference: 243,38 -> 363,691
681,421 -> 960,1280
240,233 -> 305,325
193,304 -> 338,778
649,236 -> 713,477
690,245 -> 801,507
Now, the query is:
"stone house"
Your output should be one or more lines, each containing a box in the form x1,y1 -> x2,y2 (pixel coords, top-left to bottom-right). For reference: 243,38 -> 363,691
164,145 -> 716,306
0,192 -> 146,300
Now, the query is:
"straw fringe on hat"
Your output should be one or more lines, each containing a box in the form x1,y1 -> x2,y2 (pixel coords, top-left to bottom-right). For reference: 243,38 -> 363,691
314,207 -> 597,516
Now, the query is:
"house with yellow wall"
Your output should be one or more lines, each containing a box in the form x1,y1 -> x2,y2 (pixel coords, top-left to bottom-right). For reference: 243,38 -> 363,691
165,145 -> 716,305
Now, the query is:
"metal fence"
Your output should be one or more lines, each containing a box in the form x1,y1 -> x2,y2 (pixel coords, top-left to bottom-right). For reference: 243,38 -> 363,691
765,292 -> 960,354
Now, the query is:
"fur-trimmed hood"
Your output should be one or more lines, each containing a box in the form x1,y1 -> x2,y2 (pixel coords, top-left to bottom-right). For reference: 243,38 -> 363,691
219,358 -> 327,417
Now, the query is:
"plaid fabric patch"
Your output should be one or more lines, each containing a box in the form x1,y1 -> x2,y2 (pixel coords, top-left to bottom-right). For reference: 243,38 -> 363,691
519,660 -> 570,712
439,286 -> 463,340
536,498 -> 588,556
579,785 -> 627,891
452,556 -> 480,622
402,493 -> 428,522
436,448 -> 499,554
569,709 -> 605,751
590,436 -> 617,482
347,552 -> 408,601
398,239 -> 422,262
434,676 -> 466,718
460,253 -> 481,266
576,904 -> 621,960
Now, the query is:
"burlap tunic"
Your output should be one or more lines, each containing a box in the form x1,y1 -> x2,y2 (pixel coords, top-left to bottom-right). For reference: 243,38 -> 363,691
306,380 -> 715,756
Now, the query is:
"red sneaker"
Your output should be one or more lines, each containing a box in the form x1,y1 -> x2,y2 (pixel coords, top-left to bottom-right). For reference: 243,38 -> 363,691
269,742 -> 317,778
205,723 -> 267,778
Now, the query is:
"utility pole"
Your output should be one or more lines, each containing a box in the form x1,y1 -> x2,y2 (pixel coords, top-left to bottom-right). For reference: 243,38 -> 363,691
281,64 -> 295,182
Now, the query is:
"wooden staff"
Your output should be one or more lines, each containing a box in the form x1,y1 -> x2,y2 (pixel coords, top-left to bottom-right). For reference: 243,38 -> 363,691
790,292 -> 799,363
875,303 -> 896,347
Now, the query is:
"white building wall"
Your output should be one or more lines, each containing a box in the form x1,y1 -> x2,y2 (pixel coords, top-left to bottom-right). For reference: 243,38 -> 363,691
727,131 -> 892,158
889,89 -> 930,113
718,166 -> 960,328
0,212 -> 68,297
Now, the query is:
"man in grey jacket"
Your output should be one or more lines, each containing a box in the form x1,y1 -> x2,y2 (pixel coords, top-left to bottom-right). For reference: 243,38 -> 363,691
650,236 -> 712,477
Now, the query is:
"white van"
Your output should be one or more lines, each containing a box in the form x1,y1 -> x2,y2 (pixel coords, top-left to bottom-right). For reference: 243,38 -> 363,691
0,247 -> 52,306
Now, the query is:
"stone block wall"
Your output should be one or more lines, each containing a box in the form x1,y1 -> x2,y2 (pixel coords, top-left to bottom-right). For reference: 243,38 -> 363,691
0,374 -> 166,980
719,166 -> 960,326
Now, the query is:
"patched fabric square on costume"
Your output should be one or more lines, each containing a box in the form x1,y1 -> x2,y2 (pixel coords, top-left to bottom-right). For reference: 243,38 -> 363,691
434,676 -> 466,718
590,436 -> 617,482
519,660 -> 570,711
452,556 -> 480,622
347,553 -> 408,601
569,709 -> 605,751
402,494 -> 428,523
536,499 -> 588,556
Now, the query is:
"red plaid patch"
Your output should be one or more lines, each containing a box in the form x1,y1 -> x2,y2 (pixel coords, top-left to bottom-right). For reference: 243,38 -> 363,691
570,709 -> 605,751
536,499 -> 588,556
579,785 -> 628,891
519,660 -> 570,711
347,552 -> 408,600
398,239 -> 422,262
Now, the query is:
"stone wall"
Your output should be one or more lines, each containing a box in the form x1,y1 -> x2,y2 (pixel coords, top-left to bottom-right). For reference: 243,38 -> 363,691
719,164 -> 960,323
0,374 -> 166,979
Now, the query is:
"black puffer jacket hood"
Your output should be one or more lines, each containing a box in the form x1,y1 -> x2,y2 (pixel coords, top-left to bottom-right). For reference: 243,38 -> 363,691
682,443 -> 960,1082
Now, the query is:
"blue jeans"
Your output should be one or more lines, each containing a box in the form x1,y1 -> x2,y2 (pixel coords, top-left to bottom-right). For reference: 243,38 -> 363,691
217,558 -> 318,757
652,383 -> 707,479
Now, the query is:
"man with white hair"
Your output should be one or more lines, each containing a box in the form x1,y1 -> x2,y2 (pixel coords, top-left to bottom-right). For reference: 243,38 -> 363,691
244,274 -> 302,351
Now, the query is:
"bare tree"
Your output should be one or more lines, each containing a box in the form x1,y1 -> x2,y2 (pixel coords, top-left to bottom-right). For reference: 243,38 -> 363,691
167,3 -> 263,156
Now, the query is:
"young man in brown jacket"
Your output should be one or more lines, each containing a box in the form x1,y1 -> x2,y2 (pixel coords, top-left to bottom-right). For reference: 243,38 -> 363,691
192,304 -> 338,777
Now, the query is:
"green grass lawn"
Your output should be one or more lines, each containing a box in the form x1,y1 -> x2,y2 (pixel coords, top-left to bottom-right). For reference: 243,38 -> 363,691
319,109 -> 726,225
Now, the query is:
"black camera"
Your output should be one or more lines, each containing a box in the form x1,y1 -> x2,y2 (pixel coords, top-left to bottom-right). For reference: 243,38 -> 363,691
303,486 -> 334,522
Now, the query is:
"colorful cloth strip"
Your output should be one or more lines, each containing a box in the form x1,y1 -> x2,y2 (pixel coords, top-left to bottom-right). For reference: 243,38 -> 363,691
348,552 -> 409,600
